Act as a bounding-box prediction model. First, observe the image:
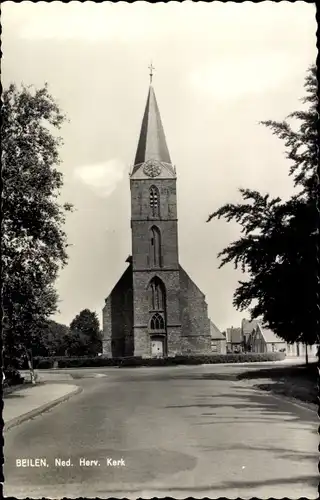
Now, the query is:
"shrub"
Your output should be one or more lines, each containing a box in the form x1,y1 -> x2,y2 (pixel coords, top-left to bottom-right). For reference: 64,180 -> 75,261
57,356 -> 121,368
118,352 -> 285,367
4,368 -> 25,386
37,359 -> 54,369
119,356 -> 146,367
32,351 -> 285,369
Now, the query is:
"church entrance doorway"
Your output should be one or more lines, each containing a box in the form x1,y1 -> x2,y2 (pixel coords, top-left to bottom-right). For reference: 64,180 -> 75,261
149,311 -> 166,358
151,337 -> 164,358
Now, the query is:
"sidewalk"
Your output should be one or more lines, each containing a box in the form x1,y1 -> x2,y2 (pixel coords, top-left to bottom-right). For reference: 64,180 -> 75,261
20,370 -> 108,381
3,383 -> 82,431
21,370 -> 74,382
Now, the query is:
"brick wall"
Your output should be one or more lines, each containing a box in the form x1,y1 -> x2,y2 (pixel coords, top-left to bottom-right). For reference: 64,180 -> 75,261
131,221 -> 179,270
102,264 -> 133,358
251,330 -> 265,353
133,327 -> 150,357
132,270 -> 181,357
130,178 -> 178,220
166,327 -> 182,356
131,176 -> 182,357
127,173 -> 212,357
179,266 -> 211,354
266,342 -> 286,353
102,299 -> 112,357
211,339 -> 227,354
130,178 -> 179,272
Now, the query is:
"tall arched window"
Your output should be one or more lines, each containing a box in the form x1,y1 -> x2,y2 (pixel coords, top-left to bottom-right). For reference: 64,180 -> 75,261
150,225 -> 162,268
149,186 -> 160,217
150,312 -> 165,331
148,276 -> 165,311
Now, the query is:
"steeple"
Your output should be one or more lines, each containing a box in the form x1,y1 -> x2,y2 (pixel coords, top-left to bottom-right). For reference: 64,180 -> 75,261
133,85 -> 172,169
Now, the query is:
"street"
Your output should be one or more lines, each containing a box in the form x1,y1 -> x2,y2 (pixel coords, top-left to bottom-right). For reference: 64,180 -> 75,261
4,363 -> 318,498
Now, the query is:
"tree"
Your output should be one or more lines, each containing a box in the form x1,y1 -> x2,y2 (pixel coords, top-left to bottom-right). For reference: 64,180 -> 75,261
207,65 -> 319,362
2,83 -> 72,380
63,329 -> 89,357
69,309 -> 102,356
31,320 -> 70,357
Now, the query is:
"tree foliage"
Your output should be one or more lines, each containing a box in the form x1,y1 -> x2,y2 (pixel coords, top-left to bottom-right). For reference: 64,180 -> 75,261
207,65 -> 319,346
69,309 -> 102,356
2,83 -> 72,367
32,320 -> 70,357
260,65 -> 318,199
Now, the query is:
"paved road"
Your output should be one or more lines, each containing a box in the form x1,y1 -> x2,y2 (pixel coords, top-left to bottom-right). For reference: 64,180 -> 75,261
4,364 -> 318,498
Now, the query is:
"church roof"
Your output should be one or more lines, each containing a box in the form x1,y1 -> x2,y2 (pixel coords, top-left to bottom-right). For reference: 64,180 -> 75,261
210,321 -> 225,340
132,85 -> 173,176
242,318 -> 259,336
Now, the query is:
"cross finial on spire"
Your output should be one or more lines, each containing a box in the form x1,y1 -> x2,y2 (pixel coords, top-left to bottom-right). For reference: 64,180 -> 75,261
148,62 -> 155,84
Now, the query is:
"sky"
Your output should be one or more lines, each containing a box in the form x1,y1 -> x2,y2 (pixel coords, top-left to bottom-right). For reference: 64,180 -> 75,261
2,1 -> 316,332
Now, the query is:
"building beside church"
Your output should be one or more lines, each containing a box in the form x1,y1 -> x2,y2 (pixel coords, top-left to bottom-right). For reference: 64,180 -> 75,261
210,321 -> 227,354
102,81 -> 212,358
224,318 -> 318,357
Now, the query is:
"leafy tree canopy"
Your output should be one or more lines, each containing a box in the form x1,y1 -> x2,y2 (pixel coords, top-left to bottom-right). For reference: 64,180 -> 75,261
207,65 -> 318,346
2,83 -> 72,366
22,320 -> 70,359
69,309 -> 102,356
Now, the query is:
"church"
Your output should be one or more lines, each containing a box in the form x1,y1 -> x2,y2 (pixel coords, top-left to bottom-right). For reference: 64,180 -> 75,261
102,76 -> 212,358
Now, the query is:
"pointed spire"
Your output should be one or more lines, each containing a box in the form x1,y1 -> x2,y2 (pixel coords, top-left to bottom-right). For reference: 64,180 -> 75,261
134,85 -> 172,167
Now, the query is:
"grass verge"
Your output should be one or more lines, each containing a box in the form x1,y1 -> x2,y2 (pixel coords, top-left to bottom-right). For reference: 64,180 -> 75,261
237,362 -> 318,405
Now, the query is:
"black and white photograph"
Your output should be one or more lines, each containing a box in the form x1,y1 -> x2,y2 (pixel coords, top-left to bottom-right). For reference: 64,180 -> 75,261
2,1 -> 318,498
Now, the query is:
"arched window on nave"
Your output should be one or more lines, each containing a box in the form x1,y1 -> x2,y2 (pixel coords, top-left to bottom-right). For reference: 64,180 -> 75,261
148,276 -> 165,311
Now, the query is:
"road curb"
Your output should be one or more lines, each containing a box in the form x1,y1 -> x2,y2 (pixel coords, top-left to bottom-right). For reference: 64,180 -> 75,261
4,385 -> 83,432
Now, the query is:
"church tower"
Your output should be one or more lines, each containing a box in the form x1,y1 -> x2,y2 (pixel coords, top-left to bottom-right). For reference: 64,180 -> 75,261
130,83 -> 181,357
102,70 -> 212,359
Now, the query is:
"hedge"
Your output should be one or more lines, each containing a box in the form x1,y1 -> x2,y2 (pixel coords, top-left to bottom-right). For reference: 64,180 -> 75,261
119,352 -> 285,367
31,352 -> 285,369
57,357 -> 121,368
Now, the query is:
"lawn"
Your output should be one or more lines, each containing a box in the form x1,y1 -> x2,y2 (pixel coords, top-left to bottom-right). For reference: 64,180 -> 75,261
237,362 -> 318,406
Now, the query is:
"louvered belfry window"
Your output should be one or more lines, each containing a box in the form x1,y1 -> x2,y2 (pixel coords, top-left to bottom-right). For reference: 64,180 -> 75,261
149,186 -> 159,217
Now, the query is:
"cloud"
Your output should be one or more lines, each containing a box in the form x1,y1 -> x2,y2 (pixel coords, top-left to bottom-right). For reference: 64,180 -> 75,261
73,159 -> 126,198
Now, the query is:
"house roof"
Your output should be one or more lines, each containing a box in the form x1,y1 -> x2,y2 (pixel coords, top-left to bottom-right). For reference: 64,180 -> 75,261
258,324 -> 284,343
226,327 -> 242,344
210,321 -> 226,340
242,318 -> 259,336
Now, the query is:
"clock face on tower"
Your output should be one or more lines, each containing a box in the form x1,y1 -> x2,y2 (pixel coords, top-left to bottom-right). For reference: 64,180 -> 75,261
143,160 -> 162,177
